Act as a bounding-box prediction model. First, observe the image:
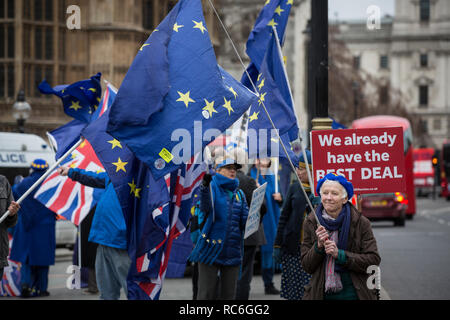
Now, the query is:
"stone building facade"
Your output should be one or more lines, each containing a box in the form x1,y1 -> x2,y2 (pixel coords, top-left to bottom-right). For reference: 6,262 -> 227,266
333,0 -> 450,148
0,0 -> 219,138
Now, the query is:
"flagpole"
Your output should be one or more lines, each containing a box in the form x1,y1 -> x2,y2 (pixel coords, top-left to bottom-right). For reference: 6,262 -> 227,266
206,0 -> 321,226
0,137 -> 85,224
272,25 -> 314,190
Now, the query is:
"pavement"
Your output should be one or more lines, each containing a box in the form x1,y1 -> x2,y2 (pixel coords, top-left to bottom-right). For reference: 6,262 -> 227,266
2,248 -> 390,300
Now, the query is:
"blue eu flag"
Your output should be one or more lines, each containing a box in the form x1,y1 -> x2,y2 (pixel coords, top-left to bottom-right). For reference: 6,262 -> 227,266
245,0 -> 293,71
82,88 -> 171,282
247,33 -> 299,160
107,0 -> 257,180
38,73 -> 102,123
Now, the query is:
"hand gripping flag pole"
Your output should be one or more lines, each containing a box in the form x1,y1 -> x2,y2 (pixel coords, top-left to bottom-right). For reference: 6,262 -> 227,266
206,0 -> 321,226
0,137 -> 85,224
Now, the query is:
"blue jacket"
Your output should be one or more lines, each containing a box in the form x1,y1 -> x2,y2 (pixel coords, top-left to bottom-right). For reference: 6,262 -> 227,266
198,175 -> 248,266
68,168 -> 127,250
10,171 -> 56,266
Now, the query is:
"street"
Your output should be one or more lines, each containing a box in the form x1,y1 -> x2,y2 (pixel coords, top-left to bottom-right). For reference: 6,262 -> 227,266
372,195 -> 450,300
2,196 -> 449,301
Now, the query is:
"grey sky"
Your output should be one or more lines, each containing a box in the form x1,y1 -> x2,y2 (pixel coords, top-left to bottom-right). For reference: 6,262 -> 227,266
328,0 -> 395,21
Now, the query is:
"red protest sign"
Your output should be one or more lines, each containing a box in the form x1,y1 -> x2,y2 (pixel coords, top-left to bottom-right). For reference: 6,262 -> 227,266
311,127 -> 406,195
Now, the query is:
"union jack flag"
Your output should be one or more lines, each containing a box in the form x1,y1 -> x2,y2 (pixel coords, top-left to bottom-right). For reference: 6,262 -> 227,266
1,234 -> 21,297
131,157 -> 207,300
34,140 -> 104,225
34,83 -> 117,226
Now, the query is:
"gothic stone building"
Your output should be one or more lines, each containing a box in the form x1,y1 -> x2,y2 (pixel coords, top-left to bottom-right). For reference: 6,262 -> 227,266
0,0 -> 220,138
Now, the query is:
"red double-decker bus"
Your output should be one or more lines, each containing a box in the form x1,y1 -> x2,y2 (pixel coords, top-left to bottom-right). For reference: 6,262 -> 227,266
352,115 -> 416,220
440,141 -> 450,200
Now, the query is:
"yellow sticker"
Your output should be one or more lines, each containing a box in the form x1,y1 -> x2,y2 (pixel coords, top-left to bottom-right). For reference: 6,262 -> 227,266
159,148 -> 174,163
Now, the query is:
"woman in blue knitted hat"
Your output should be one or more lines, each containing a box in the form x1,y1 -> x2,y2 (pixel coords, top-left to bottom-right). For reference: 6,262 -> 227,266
300,173 -> 381,300
189,153 -> 249,300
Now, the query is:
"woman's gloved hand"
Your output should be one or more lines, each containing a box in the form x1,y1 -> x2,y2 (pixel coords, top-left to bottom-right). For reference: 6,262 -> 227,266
202,173 -> 212,187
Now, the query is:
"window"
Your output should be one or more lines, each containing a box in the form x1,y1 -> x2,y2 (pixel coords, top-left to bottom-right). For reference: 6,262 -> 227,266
380,55 -> 389,69
45,0 -> 53,21
420,0 -> 430,22
35,26 -> 43,60
7,63 -> 13,97
7,0 -> 13,18
419,85 -> 428,107
143,0 -> 154,30
379,85 -> 389,105
353,56 -> 360,70
7,24 -> 13,58
420,119 -> 428,133
0,65 -> 4,97
420,53 -> 428,68
0,26 -> 4,58
45,27 -> 53,60
35,0 -> 43,20
0,0 -> 4,18
34,65 -> 43,96
433,118 -> 441,131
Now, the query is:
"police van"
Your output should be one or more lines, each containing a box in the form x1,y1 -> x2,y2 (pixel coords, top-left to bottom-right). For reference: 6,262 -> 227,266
0,132 -> 55,185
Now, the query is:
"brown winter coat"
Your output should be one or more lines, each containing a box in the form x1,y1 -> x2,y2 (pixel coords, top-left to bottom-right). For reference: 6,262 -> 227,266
300,203 -> 381,300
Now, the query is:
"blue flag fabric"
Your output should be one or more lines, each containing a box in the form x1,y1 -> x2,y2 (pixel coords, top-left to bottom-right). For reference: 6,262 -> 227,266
246,0 -> 293,71
107,0 -> 257,180
47,119 -> 86,160
38,73 -> 102,123
81,89 -> 171,282
247,33 -> 299,160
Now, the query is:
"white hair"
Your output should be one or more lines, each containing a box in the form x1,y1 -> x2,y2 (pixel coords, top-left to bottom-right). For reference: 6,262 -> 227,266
319,179 -> 348,200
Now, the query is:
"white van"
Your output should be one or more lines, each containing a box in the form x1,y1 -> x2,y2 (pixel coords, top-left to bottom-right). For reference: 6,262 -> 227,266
0,132 -> 55,185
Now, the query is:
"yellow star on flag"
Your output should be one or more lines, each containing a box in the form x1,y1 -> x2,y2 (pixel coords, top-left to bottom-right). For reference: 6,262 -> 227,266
176,91 -> 195,108
258,92 -> 267,105
173,22 -> 184,32
202,99 -> 217,117
265,0 -> 271,5
108,139 -> 123,150
69,100 -> 82,111
134,187 -> 142,198
112,157 -> 128,173
88,88 -> 97,92
140,43 -> 150,51
228,86 -> 238,99
128,179 -> 137,194
192,20 -> 207,34
257,73 -> 262,82
287,0 -> 294,5
249,111 -> 260,122
275,6 -> 285,16
258,78 -> 265,91
267,19 -> 278,28
222,98 -> 234,115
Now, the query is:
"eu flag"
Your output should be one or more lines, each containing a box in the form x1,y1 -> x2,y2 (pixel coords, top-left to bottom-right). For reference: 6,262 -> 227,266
107,0 -> 257,180
245,0 -> 293,71
247,32 -> 299,160
38,73 -> 102,123
81,88 -> 171,277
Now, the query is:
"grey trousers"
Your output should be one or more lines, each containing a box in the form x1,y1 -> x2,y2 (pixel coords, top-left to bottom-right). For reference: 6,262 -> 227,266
197,263 -> 240,300
95,244 -> 131,300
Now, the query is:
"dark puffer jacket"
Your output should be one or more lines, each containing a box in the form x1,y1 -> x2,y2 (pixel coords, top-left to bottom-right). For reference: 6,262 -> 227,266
0,175 -> 18,268
199,179 -> 249,266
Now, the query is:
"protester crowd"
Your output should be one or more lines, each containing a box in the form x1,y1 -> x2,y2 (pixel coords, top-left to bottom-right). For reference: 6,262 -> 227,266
0,148 -> 380,300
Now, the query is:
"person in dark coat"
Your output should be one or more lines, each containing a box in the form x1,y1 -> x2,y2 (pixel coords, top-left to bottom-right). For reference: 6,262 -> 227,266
189,153 -> 249,300
235,166 -> 267,300
10,159 -> 57,297
273,151 -> 315,300
301,173 -> 381,300
0,175 -> 20,279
